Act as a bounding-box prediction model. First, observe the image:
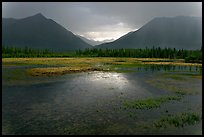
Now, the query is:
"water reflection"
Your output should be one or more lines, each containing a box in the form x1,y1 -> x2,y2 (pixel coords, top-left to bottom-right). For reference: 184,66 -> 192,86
60,71 -> 160,102
64,72 -> 131,92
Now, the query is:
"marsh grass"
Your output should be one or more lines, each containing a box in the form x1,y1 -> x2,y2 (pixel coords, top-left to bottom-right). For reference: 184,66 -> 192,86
123,95 -> 182,109
141,61 -> 202,66
2,58 -> 202,76
169,73 -> 202,80
172,73 -> 202,79
169,75 -> 186,80
192,75 -> 202,79
154,112 -> 202,128
147,72 -> 201,95
115,60 -> 126,62
141,59 -> 175,62
28,66 -> 104,76
3,58 -> 202,67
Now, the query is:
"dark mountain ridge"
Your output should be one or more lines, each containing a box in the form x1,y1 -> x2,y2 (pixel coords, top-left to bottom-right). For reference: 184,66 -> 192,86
2,13 -> 92,51
96,16 -> 202,50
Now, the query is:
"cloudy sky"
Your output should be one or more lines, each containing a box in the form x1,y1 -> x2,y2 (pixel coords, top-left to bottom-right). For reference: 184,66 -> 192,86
2,2 -> 202,41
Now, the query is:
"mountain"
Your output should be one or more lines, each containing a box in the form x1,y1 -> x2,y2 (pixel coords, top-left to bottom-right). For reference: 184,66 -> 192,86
2,13 -> 92,51
96,16 -> 202,50
76,35 -> 114,46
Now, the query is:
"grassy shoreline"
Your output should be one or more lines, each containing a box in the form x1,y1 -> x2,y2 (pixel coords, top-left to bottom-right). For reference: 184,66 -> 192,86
2,57 -> 202,76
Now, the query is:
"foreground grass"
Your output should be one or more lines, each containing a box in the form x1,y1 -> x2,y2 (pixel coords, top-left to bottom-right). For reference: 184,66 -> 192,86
123,95 -> 183,109
154,112 -> 202,128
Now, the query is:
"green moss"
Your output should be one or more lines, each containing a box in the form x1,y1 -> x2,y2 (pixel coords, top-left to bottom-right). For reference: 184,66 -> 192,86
123,95 -> 182,109
154,112 -> 202,128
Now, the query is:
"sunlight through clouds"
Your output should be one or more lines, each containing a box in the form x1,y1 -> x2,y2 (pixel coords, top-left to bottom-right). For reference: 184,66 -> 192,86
2,2 -> 201,41
78,22 -> 137,41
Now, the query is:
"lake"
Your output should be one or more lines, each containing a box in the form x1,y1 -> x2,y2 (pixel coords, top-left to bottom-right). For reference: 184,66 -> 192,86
2,64 -> 202,135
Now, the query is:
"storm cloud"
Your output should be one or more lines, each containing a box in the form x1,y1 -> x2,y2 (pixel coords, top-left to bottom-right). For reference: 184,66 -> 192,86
2,2 -> 202,41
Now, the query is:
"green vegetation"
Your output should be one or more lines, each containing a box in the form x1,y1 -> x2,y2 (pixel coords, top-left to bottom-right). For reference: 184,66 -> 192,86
147,72 -> 202,95
2,46 -> 202,64
154,112 -> 202,128
2,68 -> 27,81
2,57 -> 202,134
123,95 -> 183,109
76,47 -> 202,62
28,67 -> 104,76
2,57 -> 201,76
2,46 -> 76,58
2,45 -> 202,134
160,73 -> 202,80
184,50 -> 202,63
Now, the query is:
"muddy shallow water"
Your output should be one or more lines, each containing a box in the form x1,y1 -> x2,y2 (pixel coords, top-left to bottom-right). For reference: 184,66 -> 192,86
2,65 -> 202,135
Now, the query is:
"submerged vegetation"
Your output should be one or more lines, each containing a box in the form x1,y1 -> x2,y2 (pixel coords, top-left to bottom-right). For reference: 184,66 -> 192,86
147,72 -> 202,95
123,95 -> 183,109
154,112 -> 202,128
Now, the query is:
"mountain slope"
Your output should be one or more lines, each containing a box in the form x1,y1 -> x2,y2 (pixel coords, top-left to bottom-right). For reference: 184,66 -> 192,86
76,35 -> 114,46
96,16 -> 202,50
2,13 -> 92,51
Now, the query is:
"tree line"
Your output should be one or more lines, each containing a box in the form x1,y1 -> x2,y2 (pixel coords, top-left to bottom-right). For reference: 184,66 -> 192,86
2,46 -> 74,58
76,47 -> 202,63
2,46 -> 202,63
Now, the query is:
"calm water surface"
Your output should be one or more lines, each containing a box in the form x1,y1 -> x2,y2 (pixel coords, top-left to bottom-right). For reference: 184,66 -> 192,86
2,65 -> 202,135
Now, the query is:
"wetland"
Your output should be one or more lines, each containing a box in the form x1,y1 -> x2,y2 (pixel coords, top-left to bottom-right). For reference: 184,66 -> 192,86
2,57 -> 202,135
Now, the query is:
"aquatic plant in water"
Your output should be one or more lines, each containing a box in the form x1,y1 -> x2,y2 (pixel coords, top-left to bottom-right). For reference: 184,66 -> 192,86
123,95 -> 182,109
154,112 -> 202,128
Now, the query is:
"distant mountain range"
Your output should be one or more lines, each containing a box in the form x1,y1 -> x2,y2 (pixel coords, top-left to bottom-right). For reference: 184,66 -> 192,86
96,16 -> 202,50
2,13 -> 92,51
76,35 -> 114,46
2,14 -> 202,51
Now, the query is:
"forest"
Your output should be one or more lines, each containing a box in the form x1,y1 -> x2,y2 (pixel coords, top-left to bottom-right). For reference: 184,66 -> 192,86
2,46 -> 202,63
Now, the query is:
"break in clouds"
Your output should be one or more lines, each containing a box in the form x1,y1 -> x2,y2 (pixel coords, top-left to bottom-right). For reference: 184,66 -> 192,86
2,2 -> 202,41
